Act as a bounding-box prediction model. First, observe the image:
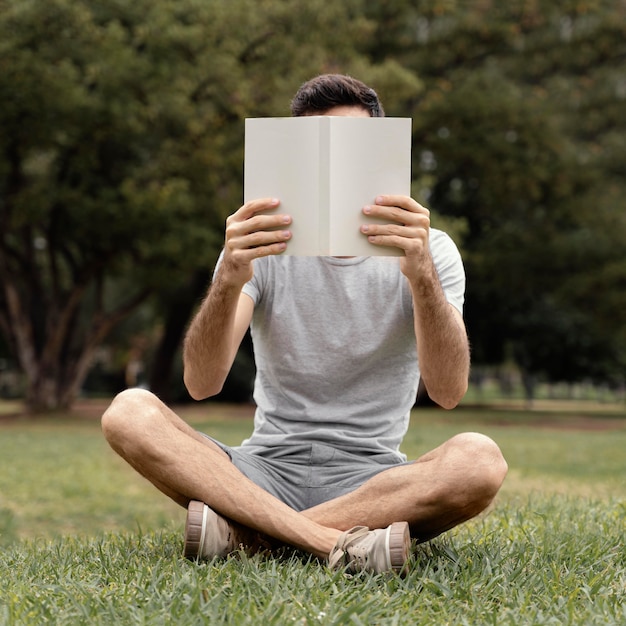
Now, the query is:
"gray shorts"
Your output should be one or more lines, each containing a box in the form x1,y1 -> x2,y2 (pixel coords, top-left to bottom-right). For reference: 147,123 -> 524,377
206,436 -> 408,511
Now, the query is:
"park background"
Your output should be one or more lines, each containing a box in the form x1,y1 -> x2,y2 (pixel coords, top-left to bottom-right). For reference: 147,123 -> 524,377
0,1 -> 625,624
1,0 -> 625,412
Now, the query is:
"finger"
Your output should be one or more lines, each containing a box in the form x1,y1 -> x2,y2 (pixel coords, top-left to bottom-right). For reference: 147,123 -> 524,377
227,211 -> 292,242
231,240 -> 289,262
228,213 -> 291,235
361,223 -> 423,238
235,197 -> 281,221
364,233 -> 428,256
374,195 -> 428,215
235,228 -> 292,250
363,204 -> 430,228
223,240 -> 288,274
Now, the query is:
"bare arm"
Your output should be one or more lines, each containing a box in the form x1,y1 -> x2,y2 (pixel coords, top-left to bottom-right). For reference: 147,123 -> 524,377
360,195 -> 469,408
183,281 -> 254,400
183,197 -> 292,400
406,266 -> 469,409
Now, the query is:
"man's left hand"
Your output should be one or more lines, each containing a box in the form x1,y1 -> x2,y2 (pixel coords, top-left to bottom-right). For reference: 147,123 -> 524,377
361,195 -> 431,280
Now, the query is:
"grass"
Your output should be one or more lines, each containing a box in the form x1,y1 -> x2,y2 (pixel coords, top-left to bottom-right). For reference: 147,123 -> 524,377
0,400 -> 625,625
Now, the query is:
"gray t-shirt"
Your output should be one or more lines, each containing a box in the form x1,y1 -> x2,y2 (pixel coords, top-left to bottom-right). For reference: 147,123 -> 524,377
234,228 -> 465,461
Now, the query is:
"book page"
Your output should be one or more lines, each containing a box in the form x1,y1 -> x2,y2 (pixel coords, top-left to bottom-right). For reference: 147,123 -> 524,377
244,117 -> 323,256
328,117 -> 412,256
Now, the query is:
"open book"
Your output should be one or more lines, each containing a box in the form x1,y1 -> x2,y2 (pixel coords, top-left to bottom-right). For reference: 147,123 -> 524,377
244,116 -> 412,256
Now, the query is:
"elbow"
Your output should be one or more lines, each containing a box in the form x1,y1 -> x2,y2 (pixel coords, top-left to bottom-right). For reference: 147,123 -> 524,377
438,396 -> 462,410
427,379 -> 468,410
183,369 -> 225,401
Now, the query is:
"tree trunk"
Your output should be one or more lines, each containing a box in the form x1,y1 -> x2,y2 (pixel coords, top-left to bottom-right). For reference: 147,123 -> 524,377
22,343 -> 102,413
148,270 -> 210,401
24,374 -> 60,413
8,281 -> 151,414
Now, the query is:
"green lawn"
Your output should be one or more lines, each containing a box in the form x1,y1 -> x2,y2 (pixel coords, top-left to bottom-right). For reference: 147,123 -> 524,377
1,401 -> 625,625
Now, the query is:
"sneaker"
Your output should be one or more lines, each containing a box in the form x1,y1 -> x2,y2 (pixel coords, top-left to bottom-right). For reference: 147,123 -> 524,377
183,500 -> 274,560
328,522 -> 410,574
183,500 -> 237,560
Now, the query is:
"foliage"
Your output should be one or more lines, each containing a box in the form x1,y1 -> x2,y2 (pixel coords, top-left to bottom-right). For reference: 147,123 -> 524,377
0,0 -> 419,411
399,0 -> 626,387
1,0 -> 625,409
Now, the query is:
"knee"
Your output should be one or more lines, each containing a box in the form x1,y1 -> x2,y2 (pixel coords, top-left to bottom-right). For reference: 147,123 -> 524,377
446,432 -> 508,509
101,388 -> 160,449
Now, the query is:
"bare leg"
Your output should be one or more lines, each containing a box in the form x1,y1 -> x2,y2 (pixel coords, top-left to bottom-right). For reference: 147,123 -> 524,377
101,388 -> 339,558
301,432 -> 508,541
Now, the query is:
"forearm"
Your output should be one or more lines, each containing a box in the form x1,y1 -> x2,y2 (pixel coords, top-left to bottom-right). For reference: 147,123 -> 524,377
409,265 -> 470,409
357,194 -> 469,406
183,197 -> 291,399
183,270 -> 245,400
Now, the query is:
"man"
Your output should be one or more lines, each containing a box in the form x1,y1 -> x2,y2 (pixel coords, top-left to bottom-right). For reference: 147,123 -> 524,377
102,74 -> 507,575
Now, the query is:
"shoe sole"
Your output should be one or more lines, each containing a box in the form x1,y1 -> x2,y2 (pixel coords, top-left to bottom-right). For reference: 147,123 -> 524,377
183,500 -> 207,560
387,521 -> 411,573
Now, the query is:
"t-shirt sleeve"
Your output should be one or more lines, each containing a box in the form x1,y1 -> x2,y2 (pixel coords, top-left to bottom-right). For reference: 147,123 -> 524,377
429,229 -> 466,314
241,273 -> 261,304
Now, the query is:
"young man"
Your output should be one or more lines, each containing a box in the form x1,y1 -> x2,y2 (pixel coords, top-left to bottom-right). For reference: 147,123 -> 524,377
102,74 -> 507,575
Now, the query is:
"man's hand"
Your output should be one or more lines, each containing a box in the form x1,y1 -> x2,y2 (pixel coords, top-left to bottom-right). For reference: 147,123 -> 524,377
222,198 -> 292,286
360,195 -> 431,280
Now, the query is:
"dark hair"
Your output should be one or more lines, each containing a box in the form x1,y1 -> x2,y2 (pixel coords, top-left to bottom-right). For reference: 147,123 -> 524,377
290,74 -> 385,118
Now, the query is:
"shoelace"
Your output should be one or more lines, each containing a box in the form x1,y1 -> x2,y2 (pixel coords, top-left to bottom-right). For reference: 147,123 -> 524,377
328,526 -> 371,568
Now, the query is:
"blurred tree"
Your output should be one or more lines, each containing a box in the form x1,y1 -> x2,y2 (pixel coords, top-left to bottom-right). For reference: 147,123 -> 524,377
3,0 -> 623,411
0,0 -> 420,411
0,0 -> 214,411
363,0 -> 626,395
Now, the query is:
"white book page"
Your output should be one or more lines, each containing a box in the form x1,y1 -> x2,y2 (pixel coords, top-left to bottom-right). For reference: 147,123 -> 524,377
244,117 -> 322,256
328,117 -> 412,256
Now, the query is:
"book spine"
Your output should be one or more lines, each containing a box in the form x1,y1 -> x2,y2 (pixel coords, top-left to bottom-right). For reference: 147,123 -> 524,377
318,117 -> 331,255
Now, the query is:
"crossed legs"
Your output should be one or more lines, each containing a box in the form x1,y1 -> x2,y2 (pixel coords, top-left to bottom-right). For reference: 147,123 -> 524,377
303,432 -> 507,542
102,388 -> 338,558
101,388 -> 508,559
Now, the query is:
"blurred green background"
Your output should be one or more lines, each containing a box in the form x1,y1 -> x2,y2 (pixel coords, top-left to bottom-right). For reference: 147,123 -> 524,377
1,0 -> 625,413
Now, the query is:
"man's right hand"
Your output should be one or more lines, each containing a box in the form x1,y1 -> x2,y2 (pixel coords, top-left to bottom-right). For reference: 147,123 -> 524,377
221,197 -> 292,286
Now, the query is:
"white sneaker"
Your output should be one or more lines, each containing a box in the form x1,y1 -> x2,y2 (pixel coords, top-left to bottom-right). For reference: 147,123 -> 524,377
183,500 -> 238,560
328,522 -> 410,574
